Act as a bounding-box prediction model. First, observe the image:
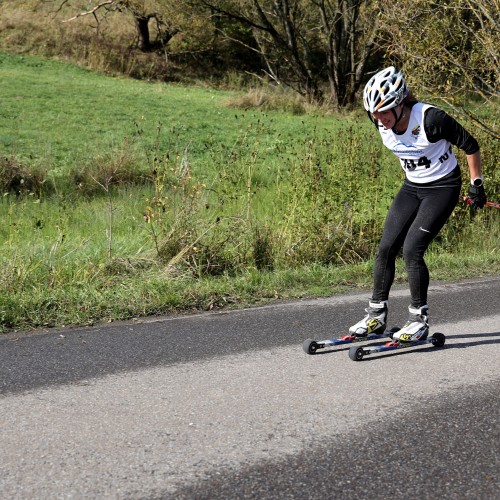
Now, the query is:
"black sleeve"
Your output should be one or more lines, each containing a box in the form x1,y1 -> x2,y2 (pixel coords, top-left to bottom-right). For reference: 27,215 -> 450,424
424,107 -> 480,155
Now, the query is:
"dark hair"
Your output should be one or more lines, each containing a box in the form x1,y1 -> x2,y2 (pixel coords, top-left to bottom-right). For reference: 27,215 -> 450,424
403,90 -> 418,106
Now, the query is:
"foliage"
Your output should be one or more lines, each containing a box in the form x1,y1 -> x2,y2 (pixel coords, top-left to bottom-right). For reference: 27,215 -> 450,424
1,0 -> 498,116
5,0 -> 380,107
195,0 -> 380,108
377,0 -> 499,138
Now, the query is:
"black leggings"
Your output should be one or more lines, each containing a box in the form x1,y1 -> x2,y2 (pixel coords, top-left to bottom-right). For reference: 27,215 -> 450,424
372,180 -> 461,308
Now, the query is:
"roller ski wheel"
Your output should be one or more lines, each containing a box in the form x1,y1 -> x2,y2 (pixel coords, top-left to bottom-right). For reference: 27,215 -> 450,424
348,330 -> 446,361
303,339 -> 320,355
302,327 -> 398,355
430,332 -> 446,348
349,346 -> 365,361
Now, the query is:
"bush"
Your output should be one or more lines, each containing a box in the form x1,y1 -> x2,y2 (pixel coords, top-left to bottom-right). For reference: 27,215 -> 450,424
0,155 -> 51,197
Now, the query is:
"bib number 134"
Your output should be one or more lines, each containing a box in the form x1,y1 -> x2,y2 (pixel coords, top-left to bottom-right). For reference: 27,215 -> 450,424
403,156 -> 431,171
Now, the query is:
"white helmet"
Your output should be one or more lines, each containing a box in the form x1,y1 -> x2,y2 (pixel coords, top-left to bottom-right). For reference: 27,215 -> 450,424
363,66 -> 408,113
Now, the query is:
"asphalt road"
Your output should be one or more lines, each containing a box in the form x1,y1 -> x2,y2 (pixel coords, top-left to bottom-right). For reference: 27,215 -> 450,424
1,277 -> 499,499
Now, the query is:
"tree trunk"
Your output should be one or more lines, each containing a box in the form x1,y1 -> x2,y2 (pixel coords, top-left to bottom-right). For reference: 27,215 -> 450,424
135,15 -> 152,52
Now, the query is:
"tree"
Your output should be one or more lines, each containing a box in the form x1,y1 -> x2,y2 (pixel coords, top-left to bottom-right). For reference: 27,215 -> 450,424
377,0 -> 499,137
42,0 -> 381,108
195,0 -> 380,109
44,0 -> 181,52
313,0 -> 378,108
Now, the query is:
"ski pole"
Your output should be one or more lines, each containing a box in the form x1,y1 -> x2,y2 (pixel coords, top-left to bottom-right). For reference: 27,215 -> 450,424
463,197 -> 500,209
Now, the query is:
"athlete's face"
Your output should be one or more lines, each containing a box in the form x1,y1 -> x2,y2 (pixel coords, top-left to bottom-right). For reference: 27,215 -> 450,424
372,104 -> 402,129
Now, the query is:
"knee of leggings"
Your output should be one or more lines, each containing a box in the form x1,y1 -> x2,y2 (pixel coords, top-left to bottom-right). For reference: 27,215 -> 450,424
377,242 -> 398,262
403,245 -> 425,267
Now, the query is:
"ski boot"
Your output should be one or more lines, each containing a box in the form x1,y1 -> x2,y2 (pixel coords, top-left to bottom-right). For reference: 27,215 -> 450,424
391,305 -> 429,344
349,300 -> 388,337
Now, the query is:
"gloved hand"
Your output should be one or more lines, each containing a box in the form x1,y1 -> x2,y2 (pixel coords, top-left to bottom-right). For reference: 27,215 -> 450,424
468,183 -> 487,209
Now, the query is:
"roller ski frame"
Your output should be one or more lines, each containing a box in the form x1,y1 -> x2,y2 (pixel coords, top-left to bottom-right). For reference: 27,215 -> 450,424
302,328 -> 397,355
348,330 -> 445,361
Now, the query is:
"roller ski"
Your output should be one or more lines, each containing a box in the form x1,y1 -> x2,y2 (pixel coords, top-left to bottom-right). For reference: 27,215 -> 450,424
348,330 -> 445,361
302,329 -> 399,355
348,305 -> 445,361
303,300 -> 391,355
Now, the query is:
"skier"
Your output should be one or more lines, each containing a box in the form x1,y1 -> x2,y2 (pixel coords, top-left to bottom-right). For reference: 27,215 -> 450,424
349,66 -> 487,343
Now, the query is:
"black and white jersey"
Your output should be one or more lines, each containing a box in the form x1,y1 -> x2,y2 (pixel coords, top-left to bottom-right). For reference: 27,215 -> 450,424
379,102 -> 479,184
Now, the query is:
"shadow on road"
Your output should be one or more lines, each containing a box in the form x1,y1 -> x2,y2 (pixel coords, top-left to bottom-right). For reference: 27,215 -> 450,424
446,332 -> 500,340
439,331 -> 500,349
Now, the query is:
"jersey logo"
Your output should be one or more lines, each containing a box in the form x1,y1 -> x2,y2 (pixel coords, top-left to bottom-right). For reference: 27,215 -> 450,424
411,125 -> 421,138
392,142 -> 423,157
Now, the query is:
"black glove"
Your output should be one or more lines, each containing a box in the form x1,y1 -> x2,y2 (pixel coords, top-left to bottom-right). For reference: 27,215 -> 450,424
468,183 -> 487,209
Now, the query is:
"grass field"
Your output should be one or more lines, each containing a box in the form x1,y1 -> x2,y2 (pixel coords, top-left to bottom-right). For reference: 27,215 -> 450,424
1,53 -> 499,333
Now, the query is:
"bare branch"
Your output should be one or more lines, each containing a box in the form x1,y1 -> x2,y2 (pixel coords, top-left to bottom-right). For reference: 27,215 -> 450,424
62,0 -> 115,22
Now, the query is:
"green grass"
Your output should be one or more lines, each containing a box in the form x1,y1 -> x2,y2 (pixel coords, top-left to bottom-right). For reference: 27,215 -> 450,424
1,55 -> 233,165
0,53 -> 357,174
0,52 -> 499,333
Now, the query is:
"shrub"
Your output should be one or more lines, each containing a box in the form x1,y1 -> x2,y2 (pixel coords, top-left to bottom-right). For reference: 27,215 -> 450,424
0,155 -> 51,197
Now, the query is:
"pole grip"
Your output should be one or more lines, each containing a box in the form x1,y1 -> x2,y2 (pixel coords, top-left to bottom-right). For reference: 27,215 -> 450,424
463,197 -> 500,209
